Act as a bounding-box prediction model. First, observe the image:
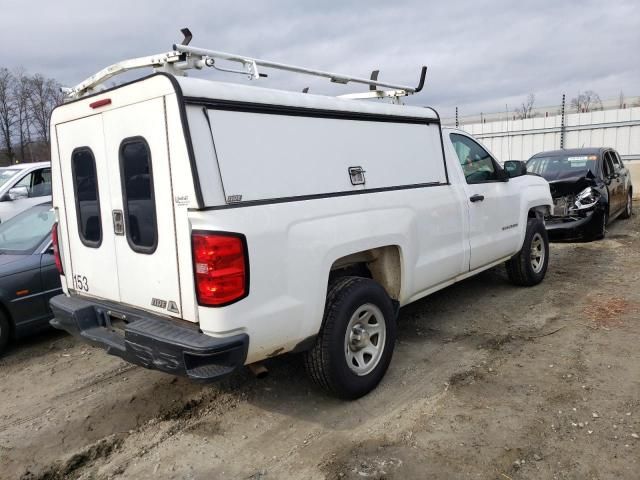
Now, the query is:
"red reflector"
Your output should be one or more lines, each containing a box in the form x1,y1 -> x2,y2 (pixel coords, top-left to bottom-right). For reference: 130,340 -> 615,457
192,232 -> 248,306
51,222 -> 64,275
89,98 -> 111,109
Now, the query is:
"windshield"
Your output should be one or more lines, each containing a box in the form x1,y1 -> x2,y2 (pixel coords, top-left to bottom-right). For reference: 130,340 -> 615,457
0,168 -> 21,189
526,154 -> 598,181
0,203 -> 54,254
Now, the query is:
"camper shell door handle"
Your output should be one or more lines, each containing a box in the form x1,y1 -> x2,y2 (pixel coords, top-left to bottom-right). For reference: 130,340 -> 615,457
112,210 -> 125,235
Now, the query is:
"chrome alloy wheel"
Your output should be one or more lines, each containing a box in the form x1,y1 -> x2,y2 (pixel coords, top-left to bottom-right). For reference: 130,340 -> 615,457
530,232 -> 545,274
344,303 -> 386,376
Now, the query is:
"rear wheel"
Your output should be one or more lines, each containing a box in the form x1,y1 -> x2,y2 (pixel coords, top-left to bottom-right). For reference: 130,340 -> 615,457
0,312 -> 10,355
506,218 -> 549,286
304,276 -> 397,399
620,190 -> 632,219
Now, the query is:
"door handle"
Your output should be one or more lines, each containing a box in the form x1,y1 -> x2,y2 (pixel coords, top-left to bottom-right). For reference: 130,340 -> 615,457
469,194 -> 485,203
112,210 -> 125,235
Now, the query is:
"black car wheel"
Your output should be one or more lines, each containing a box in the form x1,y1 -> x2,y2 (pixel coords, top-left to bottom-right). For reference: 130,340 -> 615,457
0,311 -> 10,354
304,276 -> 397,399
506,218 -> 549,286
621,190 -> 633,219
595,210 -> 608,240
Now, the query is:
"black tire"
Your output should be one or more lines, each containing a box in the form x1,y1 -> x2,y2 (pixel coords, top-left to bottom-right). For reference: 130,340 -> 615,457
594,210 -> 608,240
620,190 -> 632,219
304,276 -> 397,400
505,218 -> 549,286
0,311 -> 10,355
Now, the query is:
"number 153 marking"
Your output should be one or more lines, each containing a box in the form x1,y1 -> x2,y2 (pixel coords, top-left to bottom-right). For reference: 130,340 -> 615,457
72,274 -> 89,292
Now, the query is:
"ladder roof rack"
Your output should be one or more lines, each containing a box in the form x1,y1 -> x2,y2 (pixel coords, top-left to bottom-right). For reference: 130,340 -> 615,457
64,28 -> 427,100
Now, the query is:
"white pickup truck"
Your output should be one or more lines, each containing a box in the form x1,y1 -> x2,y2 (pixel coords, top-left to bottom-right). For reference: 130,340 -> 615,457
49,39 -> 552,399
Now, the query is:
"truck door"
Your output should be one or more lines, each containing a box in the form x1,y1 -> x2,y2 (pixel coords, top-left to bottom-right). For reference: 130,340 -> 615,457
448,133 -> 521,270
55,98 -> 183,318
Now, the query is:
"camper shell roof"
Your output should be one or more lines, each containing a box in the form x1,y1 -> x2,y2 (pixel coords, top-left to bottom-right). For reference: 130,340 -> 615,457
54,72 -> 440,122
176,76 -> 440,121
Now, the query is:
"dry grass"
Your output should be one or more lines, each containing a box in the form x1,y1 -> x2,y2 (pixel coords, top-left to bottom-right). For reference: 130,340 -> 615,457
582,295 -> 633,328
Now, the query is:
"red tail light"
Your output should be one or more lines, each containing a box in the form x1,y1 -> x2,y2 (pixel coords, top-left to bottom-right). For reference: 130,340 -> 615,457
192,231 -> 249,306
51,222 -> 64,275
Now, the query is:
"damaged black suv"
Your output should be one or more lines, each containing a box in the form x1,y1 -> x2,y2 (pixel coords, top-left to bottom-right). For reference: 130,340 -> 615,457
527,148 -> 633,240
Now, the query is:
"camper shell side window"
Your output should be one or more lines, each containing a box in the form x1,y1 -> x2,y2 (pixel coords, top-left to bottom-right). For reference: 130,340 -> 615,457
119,136 -> 158,254
71,147 -> 102,248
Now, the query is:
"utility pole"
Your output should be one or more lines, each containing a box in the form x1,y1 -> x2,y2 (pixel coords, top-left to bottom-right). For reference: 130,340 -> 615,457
455,107 -> 459,127
560,93 -> 566,149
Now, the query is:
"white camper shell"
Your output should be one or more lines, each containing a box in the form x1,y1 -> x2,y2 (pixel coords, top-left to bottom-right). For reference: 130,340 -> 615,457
50,45 -> 552,399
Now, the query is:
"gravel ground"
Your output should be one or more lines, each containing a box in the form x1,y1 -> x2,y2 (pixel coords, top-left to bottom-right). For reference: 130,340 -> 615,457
1,204 -> 638,480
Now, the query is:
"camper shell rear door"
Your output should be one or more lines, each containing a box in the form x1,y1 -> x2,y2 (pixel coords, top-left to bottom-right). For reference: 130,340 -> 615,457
53,80 -> 186,319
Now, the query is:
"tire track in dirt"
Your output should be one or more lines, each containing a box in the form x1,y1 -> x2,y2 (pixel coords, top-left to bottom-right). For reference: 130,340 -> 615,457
18,374 -> 251,479
0,364 -> 137,434
20,436 -> 125,480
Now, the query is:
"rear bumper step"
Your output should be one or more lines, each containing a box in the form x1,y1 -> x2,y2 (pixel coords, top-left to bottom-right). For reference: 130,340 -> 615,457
49,294 -> 248,382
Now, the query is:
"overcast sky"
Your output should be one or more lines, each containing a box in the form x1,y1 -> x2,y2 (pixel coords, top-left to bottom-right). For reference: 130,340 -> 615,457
1,0 -> 638,118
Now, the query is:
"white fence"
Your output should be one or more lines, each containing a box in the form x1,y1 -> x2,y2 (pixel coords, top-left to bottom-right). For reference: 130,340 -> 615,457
456,107 -> 640,198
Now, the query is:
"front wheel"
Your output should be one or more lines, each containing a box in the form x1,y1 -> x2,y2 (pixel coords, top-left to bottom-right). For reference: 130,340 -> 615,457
505,218 -> 549,286
620,190 -> 633,219
594,210 -> 608,240
304,276 -> 397,399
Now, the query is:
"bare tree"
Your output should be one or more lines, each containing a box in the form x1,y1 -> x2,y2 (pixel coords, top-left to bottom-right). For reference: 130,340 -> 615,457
570,90 -> 602,113
0,68 -> 16,164
515,93 -> 536,119
28,74 -> 63,146
13,68 -> 33,162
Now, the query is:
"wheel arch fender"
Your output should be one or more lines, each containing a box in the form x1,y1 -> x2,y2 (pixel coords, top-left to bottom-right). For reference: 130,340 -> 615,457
296,236 -> 409,344
284,207 -> 415,344
515,178 -> 552,251
327,243 -> 405,301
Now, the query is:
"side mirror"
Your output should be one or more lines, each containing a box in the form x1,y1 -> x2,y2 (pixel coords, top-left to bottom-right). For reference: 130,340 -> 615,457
496,168 -> 509,181
504,160 -> 527,178
8,186 -> 29,201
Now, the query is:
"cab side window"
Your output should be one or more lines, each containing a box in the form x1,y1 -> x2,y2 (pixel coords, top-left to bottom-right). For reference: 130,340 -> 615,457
450,134 -> 500,184
15,168 -> 52,198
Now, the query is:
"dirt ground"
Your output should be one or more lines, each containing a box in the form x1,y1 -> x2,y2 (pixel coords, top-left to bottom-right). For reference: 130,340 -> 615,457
1,206 -> 639,480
